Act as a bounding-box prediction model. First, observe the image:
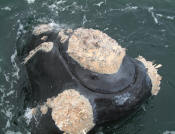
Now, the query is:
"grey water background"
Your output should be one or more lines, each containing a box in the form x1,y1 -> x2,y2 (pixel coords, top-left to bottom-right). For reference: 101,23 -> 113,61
0,0 -> 175,133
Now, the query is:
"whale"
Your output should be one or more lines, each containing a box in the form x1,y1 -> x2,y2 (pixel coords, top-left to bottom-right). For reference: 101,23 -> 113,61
18,24 -> 162,134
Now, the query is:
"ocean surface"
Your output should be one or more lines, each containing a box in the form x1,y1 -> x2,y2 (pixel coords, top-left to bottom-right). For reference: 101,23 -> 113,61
0,0 -> 175,134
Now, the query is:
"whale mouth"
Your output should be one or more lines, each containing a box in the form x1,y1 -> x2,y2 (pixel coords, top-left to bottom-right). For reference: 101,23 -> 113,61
58,28 -> 136,94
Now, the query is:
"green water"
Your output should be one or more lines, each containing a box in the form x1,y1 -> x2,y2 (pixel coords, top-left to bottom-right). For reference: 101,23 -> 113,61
0,0 -> 175,134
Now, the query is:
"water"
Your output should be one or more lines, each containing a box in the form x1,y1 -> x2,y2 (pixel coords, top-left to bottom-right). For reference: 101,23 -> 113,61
0,0 -> 175,133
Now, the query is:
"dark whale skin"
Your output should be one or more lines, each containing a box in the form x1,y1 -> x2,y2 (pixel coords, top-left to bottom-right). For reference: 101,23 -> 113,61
20,30 -> 152,134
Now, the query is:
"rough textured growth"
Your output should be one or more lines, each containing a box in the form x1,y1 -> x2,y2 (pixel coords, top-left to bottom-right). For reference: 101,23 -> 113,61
58,29 -> 73,43
137,56 -> 162,95
23,42 -> 54,64
40,105 -> 48,115
45,89 -> 95,134
65,28 -> 125,74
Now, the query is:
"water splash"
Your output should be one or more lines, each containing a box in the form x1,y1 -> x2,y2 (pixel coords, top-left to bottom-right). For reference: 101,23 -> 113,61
1,7 -> 11,11
148,7 -> 158,24
16,20 -> 26,40
166,16 -> 174,20
82,15 -> 87,26
24,108 -> 34,125
26,0 -> 35,4
5,131 -> 23,134
94,2 -> 104,7
163,131 -> 175,134
11,50 -> 20,80
121,6 -> 138,11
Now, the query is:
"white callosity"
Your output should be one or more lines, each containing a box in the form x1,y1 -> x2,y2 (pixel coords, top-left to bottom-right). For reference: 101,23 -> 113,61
163,131 -> 175,134
36,89 -> 94,134
23,42 -> 54,64
41,36 -> 48,41
137,56 -> 162,95
59,28 -> 126,74
58,29 -> 73,43
46,89 -> 95,134
40,105 -> 48,115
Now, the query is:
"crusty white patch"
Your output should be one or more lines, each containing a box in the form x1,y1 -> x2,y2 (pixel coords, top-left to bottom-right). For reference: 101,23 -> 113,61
40,105 -> 48,115
58,29 -> 73,43
41,36 -> 48,41
23,42 -> 53,64
137,56 -> 162,95
39,89 -> 95,134
24,108 -> 37,125
48,89 -> 95,134
64,28 -> 126,74
33,24 -> 53,36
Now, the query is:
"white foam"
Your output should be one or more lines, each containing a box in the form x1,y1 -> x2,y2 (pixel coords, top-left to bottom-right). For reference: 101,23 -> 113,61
0,93 -> 5,106
163,131 -> 175,134
1,7 -> 11,11
148,7 -> 158,24
0,86 -> 5,92
82,15 -> 87,25
5,110 -> 12,119
156,14 -> 163,17
104,27 -> 109,31
141,105 -> 146,111
48,0 -> 66,12
121,6 -> 138,11
16,20 -> 26,39
48,22 -> 65,31
48,4 -> 58,11
56,0 -> 66,5
24,108 -> 34,125
94,1 -> 104,7
166,16 -> 174,20
156,14 -> 174,21
161,29 -> 166,32
109,6 -> 138,12
26,0 -> 35,4
5,131 -> 22,134
50,21 -> 71,32
164,45 -> 169,48
33,21 -> 67,35
6,90 -> 15,97
5,120 -> 10,128
11,50 -> 20,80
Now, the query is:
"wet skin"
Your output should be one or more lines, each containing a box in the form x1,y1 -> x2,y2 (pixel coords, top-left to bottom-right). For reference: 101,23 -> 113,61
20,30 -> 152,134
